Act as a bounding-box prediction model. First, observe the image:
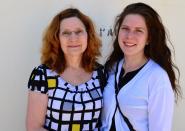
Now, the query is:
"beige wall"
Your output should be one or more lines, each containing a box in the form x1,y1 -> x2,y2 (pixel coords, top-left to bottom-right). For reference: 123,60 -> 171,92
0,0 -> 184,130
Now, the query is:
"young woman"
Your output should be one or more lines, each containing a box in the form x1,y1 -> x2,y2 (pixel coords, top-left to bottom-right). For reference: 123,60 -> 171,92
101,2 -> 181,131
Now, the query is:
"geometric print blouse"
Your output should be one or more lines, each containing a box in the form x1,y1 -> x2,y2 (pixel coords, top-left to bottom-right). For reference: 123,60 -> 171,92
28,64 -> 103,131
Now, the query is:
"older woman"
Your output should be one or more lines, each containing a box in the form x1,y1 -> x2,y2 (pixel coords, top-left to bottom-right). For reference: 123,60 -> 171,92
26,8 -> 104,131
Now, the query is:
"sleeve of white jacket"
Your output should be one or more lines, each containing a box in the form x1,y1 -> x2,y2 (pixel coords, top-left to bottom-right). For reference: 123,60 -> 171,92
101,73 -> 115,131
148,71 -> 174,131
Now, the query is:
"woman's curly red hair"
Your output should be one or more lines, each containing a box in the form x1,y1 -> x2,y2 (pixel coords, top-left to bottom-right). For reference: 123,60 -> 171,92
41,8 -> 101,74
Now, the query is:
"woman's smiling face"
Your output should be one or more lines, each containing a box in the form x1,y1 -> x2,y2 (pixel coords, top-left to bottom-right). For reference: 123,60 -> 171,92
118,14 -> 148,58
59,17 -> 88,57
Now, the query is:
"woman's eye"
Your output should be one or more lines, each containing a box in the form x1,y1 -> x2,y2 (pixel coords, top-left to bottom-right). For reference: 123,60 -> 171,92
121,27 -> 129,31
135,30 -> 144,34
136,30 -> 143,32
62,31 -> 70,35
75,30 -> 83,34
76,30 -> 86,35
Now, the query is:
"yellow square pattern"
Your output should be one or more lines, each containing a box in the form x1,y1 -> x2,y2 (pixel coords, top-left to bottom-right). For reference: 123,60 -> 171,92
72,124 -> 80,131
47,79 -> 56,88
31,74 -> 34,80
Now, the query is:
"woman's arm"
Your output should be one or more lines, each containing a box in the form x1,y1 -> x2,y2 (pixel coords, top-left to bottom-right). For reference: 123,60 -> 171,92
148,73 -> 174,131
26,91 -> 48,131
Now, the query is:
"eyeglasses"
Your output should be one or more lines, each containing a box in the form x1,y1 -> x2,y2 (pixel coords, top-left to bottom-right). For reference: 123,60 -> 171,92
60,29 -> 87,38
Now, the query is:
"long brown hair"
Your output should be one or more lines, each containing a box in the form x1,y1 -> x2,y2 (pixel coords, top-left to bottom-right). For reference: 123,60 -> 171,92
105,2 -> 181,99
41,8 -> 101,73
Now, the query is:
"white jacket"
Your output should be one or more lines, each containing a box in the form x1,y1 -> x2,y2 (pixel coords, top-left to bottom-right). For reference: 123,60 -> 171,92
101,59 -> 174,131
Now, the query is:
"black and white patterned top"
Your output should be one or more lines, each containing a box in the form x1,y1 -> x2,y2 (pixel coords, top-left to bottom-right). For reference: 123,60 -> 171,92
28,65 -> 104,131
